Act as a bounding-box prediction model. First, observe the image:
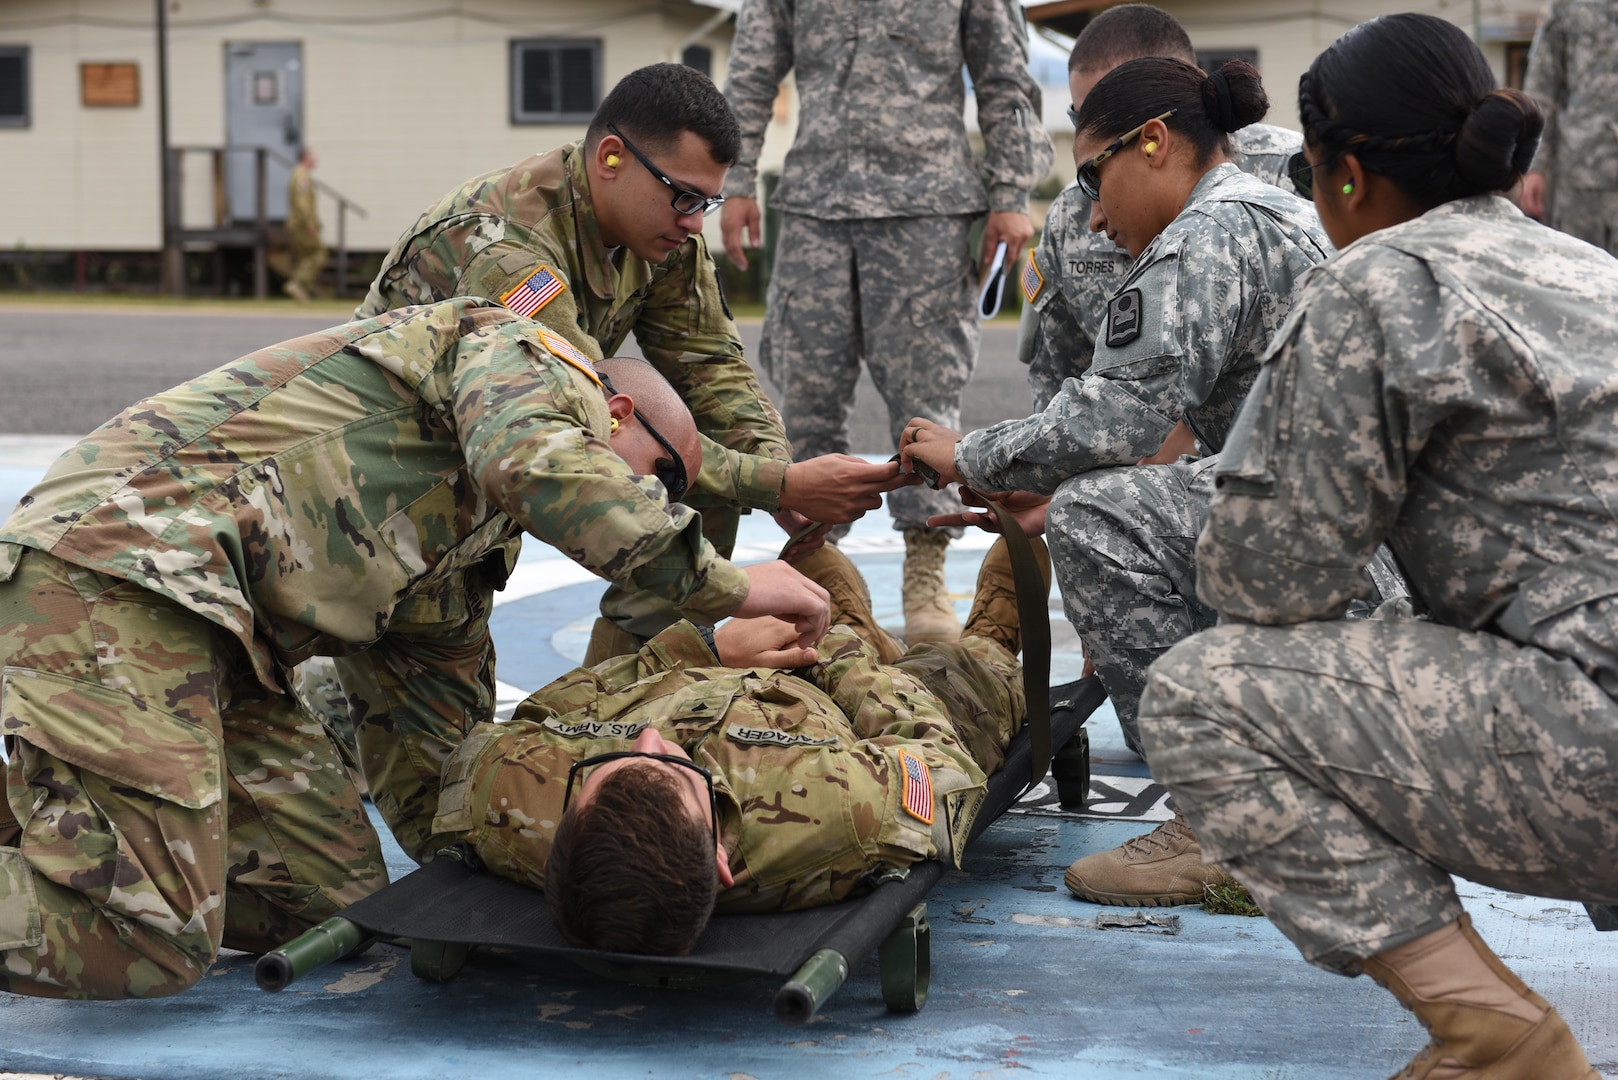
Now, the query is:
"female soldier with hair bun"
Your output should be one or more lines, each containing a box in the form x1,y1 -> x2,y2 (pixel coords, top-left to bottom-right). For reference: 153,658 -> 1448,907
1140,13 -> 1615,1077
903,57 -> 1346,907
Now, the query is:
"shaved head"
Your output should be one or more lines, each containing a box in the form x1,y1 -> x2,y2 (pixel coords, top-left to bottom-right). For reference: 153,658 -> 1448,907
597,357 -> 701,488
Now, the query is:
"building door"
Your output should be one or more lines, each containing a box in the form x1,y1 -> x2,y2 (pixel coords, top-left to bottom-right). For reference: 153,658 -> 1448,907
224,41 -> 303,222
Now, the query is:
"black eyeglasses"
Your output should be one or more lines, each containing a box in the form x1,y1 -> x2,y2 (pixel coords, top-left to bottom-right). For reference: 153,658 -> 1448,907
598,371 -> 690,502
1076,110 -> 1176,202
1286,150 -> 1325,201
606,124 -> 726,218
563,750 -> 719,848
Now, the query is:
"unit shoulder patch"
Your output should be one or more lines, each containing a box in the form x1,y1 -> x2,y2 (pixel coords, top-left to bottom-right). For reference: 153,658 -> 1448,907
499,264 -> 566,318
1105,288 -> 1144,348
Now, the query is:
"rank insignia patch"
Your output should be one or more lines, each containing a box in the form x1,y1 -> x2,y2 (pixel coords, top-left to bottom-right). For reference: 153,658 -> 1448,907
1106,288 -> 1143,347
500,265 -> 566,318
899,750 -> 934,825
535,327 -> 601,385
1020,250 -> 1045,304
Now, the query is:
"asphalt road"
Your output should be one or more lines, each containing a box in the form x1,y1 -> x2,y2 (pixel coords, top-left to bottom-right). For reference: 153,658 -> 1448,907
0,306 -> 1037,448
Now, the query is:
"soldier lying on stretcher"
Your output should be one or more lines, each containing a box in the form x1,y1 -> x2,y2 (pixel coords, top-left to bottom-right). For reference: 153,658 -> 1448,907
429,540 -> 1049,955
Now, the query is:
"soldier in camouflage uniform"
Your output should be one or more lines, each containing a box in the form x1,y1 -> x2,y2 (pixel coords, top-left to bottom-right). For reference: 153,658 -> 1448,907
0,299 -> 830,999
358,63 -> 897,661
720,0 -> 1054,644
433,538 -> 1045,954
1021,5 -> 1301,410
1141,17 -> 1610,1077
283,148 -> 326,302
1520,0 -> 1618,255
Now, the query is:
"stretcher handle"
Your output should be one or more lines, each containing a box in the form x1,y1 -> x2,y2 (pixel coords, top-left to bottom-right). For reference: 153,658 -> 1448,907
774,948 -> 849,1024
254,916 -> 373,992
988,500 -> 1053,792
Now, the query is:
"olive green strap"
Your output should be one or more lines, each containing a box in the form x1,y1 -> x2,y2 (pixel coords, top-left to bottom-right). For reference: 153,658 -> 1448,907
987,503 -> 1052,793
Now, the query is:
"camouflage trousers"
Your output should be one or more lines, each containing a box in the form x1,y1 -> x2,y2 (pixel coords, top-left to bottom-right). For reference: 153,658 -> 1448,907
1046,457 -> 1221,755
0,548 -> 386,999
1140,617 -> 1618,974
1551,188 -> 1618,257
896,635 -> 1025,783
760,212 -> 979,532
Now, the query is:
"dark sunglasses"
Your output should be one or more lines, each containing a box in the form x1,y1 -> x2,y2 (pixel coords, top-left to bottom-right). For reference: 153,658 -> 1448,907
597,371 -> 690,502
1286,150 -> 1325,201
563,749 -> 719,849
1076,110 -> 1176,202
606,123 -> 726,218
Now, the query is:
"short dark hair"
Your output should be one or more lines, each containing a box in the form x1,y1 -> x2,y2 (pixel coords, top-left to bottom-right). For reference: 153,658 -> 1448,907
1075,57 -> 1268,168
1299,13 -> 1542,210
1069,4 -> 1195,74
544,763 -> 718,956
585,62 -> 740,165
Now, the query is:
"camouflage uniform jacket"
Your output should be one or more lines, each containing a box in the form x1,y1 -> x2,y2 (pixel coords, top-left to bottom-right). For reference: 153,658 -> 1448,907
958,164 -> 1331,494
0,300 -> 749,695
721,0 -> 1054,216
435,625 -> 993,912
1202,196 -> 1618,692
1018,124 -> 1302,400
1523,0 -> 1618,190
356,143 -> 791,511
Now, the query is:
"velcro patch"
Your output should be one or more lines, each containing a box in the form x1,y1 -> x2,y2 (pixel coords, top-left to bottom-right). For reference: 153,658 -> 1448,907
534,327 -> 602,386
899,749 -> 934,825
499,264 -> 566,317
1106,288 -> 1144,347
1019,250 -> 1045,304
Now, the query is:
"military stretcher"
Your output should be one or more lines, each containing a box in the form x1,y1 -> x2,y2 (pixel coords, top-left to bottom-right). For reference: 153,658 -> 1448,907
254,523 -> 1103,1022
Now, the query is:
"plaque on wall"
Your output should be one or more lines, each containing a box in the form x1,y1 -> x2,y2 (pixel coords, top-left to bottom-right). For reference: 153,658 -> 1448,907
82,63 -> 140,107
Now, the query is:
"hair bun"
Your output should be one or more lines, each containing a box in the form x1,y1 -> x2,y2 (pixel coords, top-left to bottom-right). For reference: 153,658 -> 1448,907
1202,59 -> 1269,133
1454,88 -> 1544,191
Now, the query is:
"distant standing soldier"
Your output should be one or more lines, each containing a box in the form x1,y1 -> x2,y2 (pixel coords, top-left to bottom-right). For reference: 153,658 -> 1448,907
1520,0 -> 1618,253
720,0 -> 1054,644
284,147 -> 326,301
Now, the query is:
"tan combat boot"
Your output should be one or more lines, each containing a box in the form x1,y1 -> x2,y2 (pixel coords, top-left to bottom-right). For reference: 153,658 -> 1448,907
1360,914 -> 1599,1080
582,617 -> 646,667
793,544 -> 906,663
902,527 -> 959,644
1063,811 -> 1225,906
960,534 -> 1051,657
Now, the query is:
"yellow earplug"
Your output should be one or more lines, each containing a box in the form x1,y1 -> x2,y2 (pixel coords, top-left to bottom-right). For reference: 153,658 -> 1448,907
1143,141 -> 1158,155
606,153 -> 621,167
610,416 -> 621,433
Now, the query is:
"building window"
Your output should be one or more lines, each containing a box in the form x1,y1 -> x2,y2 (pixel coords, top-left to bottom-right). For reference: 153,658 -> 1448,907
0,47 -> 28,128
1195,48 -> 1260,73
511,39 -> 600,124
681,44 -> 712,78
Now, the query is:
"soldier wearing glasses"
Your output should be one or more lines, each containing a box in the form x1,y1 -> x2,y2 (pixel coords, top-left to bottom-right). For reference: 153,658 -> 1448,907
358,63 -> 903,666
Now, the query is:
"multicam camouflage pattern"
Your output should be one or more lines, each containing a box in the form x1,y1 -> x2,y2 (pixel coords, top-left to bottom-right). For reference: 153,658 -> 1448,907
0,299 -> 753,944
284,160 -> 326,297
1524,0 -> 1618,249
357,142 -> 792,515
957,164 -> 1329,495
434,625 -> 1024,911
1019,124 -> 1304,406
1140,196 -> 1618,970
0,547 -> 385,999
759,214 -> 980,530
721,0 -> 1054,217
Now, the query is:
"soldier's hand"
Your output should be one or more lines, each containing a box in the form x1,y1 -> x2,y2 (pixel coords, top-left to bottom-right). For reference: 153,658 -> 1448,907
780,455 -> 908,523
898,418 -> 964,488
735,559 -> 831,646
1518,171 -> 1548,219
714,615 -> 820,668
981,211 -> 1035,276
773,510 -> 833,562
721,197 -> 763,269
927,487 -> 1050,536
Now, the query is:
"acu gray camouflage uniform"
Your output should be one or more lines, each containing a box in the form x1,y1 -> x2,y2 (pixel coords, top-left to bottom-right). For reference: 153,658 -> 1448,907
957,165 -> 1333,750
1019,124 -> 1301,407
1523,0 -> 1618,254
0,300 -> 747,999
722,0 -> 1053,529
1141,197 -> 1618,972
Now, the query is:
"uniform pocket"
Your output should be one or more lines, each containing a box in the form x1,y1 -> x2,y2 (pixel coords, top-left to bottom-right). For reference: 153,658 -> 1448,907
0,846 -> 42,950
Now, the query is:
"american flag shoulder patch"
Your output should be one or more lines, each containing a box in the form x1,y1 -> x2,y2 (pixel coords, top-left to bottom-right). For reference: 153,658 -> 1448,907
1019,249 -> 1045,305
534,326 -> 601,386
898,749 -> 934,825
499,264 -> 566,317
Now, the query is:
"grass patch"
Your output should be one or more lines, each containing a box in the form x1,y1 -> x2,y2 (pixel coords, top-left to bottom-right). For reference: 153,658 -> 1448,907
1201,876 -> 1263,917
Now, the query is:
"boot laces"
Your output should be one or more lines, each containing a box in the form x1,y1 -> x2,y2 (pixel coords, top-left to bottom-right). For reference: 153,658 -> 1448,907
1119,815 -> 1192,859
